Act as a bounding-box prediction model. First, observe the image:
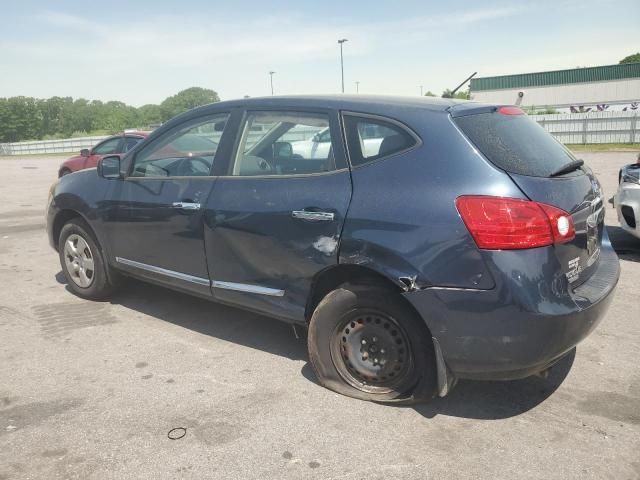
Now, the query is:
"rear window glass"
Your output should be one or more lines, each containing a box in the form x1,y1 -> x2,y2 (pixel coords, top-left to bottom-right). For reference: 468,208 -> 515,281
454,112 -> 577,177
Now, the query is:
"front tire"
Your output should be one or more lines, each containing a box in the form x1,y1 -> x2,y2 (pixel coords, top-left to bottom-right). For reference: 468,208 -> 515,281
308,285 -> 436,404
58,219 -> 117,300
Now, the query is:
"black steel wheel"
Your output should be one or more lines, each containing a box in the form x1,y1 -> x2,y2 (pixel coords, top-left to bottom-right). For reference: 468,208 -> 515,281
308,284 -> 436,403
330,310 -> 414,394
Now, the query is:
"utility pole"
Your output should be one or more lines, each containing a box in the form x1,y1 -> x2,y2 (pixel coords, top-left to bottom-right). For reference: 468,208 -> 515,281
269,71 -> 276,96
420,85 -> 423,96
338,39 -> 348,93
355,81 -> 360,93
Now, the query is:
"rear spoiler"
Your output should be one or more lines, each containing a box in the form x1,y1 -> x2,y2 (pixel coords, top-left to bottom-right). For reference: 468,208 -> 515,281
448,103 -> 520,118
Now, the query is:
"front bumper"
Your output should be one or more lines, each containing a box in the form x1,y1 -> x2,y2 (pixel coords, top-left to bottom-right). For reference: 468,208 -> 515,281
615,181 -> 640,239
404,242 -> 619,383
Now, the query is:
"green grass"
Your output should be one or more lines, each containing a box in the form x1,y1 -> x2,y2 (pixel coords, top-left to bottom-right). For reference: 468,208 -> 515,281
568,143 -> 640,152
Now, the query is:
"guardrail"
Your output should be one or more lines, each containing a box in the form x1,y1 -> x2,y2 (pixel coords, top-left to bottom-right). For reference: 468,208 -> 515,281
0,136 -> 109,156
1,112 -> 637,155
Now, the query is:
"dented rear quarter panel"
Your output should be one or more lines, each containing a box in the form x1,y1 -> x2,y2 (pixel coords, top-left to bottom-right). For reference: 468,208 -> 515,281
339,109 -> 524,290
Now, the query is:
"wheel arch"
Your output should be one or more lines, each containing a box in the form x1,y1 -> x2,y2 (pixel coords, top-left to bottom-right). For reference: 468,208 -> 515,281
52,209 -> 95,252
305,264 -> 417,323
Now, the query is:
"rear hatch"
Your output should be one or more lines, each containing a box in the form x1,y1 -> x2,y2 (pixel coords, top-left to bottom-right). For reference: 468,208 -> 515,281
452,105 -> 604,287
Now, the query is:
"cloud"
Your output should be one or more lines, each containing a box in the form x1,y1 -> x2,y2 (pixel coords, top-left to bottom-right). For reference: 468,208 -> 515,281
30,6 -> 525,69
3,3 -> 634,104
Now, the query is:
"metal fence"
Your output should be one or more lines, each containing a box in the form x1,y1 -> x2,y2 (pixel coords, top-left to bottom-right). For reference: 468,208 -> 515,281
0,136 -> 108,156
532,111 -> 638,144
1,112 -> 638,155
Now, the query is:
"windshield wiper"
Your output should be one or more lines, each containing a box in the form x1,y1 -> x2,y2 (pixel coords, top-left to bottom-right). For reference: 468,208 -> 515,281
549,159 -> 584,177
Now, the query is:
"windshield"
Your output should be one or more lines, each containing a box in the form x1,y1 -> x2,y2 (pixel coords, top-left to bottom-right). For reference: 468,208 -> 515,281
454,111 -> 579,177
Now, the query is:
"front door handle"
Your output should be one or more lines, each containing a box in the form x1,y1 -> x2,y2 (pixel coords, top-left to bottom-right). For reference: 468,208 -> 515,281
172,202 -> 201,211
291,210 -> 335,222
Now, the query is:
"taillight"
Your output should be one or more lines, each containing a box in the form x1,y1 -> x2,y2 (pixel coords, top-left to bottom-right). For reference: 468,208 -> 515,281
456,196 -> 575,250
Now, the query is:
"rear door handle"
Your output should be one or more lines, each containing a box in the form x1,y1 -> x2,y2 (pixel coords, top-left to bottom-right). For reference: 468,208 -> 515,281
291,210 -> 335,221
172,202 -> 201,211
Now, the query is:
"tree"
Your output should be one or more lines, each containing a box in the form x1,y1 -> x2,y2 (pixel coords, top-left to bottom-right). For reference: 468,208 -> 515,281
424,91 -> 437,97
619,53 -> 640,64
0,97 -> 41,142
160,87 -> 220,121
441,88 -> 470,100
0,87 -> 220,142
138,104 -> 163,126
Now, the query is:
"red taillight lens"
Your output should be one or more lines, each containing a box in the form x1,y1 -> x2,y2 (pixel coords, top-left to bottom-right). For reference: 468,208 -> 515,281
456,196 -> 575,250
497,106 -> 525,115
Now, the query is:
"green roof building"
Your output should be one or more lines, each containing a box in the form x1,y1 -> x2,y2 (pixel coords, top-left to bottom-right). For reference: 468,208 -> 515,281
470,63 -> 640,110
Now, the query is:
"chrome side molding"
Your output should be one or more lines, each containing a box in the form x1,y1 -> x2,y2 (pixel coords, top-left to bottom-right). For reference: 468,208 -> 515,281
115,257 -> 210,286
212,280 -> 285,297
114,257 -> 285,297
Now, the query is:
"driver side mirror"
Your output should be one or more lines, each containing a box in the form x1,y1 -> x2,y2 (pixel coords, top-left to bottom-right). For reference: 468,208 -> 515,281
97,155 -> 122,179
80,148 -> 90,157
273,141 -> 293,160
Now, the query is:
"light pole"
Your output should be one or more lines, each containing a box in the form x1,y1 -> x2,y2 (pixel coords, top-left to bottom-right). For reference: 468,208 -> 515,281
419,85 -> 423,96
269,71 -> 276,96
355,81 -> 360,93
338,38 -> 348,93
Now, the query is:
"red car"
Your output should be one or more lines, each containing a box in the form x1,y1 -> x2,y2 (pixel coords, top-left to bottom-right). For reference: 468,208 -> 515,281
58,132 -> 149,177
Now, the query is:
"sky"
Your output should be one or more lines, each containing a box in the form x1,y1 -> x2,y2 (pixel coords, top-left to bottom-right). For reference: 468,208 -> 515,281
1,0 -> 638,107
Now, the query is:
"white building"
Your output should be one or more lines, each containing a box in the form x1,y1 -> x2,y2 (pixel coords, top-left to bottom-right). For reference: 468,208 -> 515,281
470,63 -> 640,112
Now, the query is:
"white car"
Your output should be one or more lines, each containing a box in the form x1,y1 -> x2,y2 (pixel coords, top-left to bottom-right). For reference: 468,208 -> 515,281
291,128 -> 384,159
614,157 -> 640,239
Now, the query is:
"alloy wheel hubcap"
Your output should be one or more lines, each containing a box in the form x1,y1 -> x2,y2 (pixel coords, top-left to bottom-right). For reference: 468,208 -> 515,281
63,234 -> 95,288
330,311 -> 413,394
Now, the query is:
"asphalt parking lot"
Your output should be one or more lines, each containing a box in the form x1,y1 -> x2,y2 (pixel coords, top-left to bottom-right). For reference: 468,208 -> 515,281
1,151 -> 639,480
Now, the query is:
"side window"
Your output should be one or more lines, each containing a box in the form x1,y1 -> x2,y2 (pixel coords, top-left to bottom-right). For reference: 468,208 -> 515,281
93,138 -> 121,155
124,136 -> 144,152
130,114 -> 228,178
344,115 -> 417,167
232,111 -> 334,176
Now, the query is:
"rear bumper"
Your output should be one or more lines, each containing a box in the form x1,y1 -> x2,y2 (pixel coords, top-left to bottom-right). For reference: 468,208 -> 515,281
404,242 -> 619,382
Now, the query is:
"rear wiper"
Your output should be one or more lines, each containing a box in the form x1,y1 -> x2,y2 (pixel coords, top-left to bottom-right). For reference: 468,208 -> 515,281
549,159 -> 584,177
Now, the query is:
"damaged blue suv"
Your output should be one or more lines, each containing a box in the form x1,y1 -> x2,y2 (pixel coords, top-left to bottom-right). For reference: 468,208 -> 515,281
47,95 -> 619,403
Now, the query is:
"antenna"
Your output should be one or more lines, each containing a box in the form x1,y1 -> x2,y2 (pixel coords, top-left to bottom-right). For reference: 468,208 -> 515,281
443,72 -> 477,98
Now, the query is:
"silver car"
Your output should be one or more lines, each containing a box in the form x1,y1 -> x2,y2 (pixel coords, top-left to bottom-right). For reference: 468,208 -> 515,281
614,154 -> 640,240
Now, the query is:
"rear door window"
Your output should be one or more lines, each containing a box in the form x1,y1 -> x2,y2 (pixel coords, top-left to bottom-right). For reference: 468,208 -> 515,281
454,110 -> 578,177
343,115 -> 417,167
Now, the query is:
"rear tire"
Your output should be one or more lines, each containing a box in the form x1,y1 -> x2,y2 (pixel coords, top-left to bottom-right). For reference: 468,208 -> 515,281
308,285 -> 436,404
59,168 -> 72,177
58,219 -> 118,300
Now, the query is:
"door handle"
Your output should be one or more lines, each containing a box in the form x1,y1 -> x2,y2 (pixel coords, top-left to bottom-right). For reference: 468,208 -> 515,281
172,202 -> 201,211
291,210 -> 335,221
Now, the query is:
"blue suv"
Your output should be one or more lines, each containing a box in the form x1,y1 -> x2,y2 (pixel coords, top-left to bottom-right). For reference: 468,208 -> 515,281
46,95 -> 619,403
